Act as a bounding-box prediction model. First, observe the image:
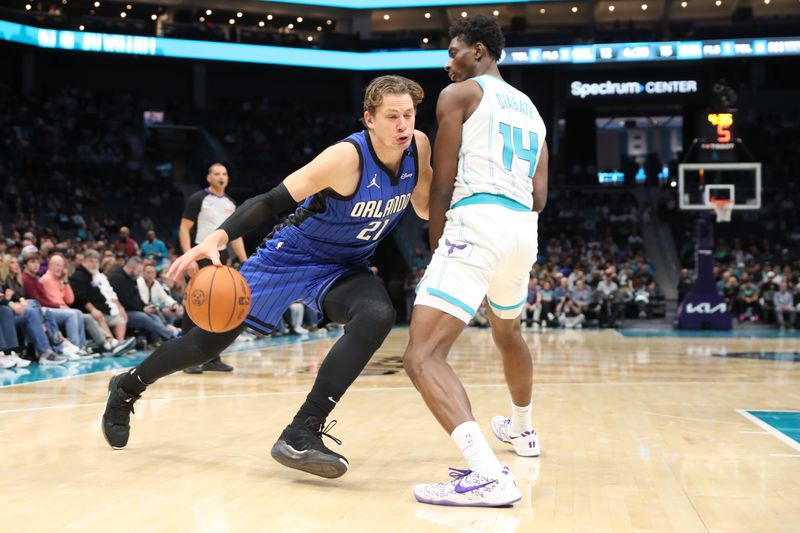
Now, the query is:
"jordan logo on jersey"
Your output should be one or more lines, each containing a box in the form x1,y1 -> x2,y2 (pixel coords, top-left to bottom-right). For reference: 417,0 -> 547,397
367,174 -> 380,189
445,238 -> 468,255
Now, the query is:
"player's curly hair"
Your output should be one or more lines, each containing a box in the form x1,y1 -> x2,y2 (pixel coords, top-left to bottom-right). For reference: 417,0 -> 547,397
448,14 -> 505,61
363,75 -> 425,115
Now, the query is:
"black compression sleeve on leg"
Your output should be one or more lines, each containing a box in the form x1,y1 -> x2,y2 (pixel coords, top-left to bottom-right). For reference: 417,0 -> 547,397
218,182 -> 296,241
292,273 -> 396,424
120,324 -> 245,394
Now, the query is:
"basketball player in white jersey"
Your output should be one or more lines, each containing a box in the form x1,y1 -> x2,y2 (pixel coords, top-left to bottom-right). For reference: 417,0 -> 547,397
402,14 -> 548,507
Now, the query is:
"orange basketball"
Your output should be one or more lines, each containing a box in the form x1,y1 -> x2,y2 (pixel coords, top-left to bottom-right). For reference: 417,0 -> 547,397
184,266 -> 252,333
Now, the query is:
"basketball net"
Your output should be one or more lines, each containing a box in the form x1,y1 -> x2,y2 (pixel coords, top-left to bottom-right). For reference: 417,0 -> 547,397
709,199 -> 732,223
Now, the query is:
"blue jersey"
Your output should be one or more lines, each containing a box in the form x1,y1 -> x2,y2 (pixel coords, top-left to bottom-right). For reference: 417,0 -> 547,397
268,130 -> 419,264
240,130 -> 419,334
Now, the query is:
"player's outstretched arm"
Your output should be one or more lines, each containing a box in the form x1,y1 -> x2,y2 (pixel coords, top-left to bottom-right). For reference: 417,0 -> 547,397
532,141 -> 549,213
167,142 -> 360,281
411,130 -> 433,220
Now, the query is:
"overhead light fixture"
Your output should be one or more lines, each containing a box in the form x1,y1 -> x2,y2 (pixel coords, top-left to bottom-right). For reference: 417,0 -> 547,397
326,19 -> 333,25
297,16 -> 304,22
539,8 -> 546,14
151,14 -> 157,20
199,16 -> 205,22
383,14 -> 390,20
609,5 -> 615,11
288,23 -> 294,29
307,36 -> 313,41
424,12 -> 431,18
205,9 -> 212,15
120,12 -> 126,18
641,3 -> 648,9
715,0 -> 721,5
267,14 -> 273,20
126,4 -> 131,9
93,1 -> 100,6
461,11 -> 467,17
236,12 -> 243,18
79,24 -> 85,30
422,37 -> 429,44
493,10 -> 499,16
258,21 -> 264,27
229,18 -> 235,24
25,3 -> 32,9
680,1 -> 687,6
571,6 -> 578,12
316,26 -> 322,31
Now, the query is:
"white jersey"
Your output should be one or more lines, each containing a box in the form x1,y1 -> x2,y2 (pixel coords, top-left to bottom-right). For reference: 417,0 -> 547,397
451,74 -> 546,211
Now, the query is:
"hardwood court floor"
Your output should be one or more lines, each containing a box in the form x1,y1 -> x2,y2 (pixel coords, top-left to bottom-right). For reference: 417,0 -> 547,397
1,328 -> 799,532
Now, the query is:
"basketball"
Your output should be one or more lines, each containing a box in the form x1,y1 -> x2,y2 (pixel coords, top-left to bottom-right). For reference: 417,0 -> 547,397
184,266 -> 251,333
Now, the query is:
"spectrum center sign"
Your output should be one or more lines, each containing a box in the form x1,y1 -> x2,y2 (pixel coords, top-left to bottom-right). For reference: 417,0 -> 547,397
570,80 -> 698,99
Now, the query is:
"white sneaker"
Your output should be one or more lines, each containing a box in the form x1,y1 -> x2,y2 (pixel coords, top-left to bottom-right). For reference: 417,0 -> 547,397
491,416 -> 541,457
6,352 -> 31,368
0,355 -> 16,369
39,351 -> 68,365
414,466 -> 521,507
60,348 -> 81,361
294,325 -> 309,335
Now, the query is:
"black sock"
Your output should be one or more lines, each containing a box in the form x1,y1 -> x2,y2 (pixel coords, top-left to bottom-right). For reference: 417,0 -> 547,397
119,325 -> 244,394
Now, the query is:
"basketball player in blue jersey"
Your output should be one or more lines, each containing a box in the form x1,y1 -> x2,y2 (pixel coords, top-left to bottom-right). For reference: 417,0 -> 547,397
402,15 -> 549,507
101,75 -> 432,480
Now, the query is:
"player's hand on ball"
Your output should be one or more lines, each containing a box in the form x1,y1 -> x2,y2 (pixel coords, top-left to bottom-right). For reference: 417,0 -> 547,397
167,230 -> 227,282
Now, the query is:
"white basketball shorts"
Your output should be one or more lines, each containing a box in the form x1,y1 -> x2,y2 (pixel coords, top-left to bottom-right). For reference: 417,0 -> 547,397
414,204 -> 538,324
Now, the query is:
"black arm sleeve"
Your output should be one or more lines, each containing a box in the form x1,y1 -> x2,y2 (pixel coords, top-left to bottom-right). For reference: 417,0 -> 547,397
218,182 -> 297,241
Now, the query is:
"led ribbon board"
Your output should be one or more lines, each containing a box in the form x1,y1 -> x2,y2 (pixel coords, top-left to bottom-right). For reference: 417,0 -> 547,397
2,19 -> 799,70
257,0 -> 533,7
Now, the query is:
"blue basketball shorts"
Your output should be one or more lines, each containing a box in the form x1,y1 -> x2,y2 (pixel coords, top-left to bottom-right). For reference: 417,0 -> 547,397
239,234 -> 369,334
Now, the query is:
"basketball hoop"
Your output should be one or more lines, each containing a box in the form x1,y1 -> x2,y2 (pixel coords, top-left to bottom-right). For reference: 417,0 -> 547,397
709,199 -> 733,223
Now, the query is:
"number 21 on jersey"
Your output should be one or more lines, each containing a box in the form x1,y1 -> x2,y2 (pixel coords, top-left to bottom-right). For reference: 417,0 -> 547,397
499,122 -> 539,178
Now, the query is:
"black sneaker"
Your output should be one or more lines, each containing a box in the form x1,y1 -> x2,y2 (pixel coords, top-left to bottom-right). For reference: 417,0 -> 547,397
270,417 -> 349,479
202,358 -> 233,372
183,365 -> 203,374
101,373 -> 141,449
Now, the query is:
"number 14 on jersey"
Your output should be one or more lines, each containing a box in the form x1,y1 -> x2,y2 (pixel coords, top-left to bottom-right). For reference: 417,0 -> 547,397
499,122 -> 539,178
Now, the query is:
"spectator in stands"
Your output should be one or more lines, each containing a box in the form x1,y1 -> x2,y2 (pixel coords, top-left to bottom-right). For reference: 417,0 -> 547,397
759,272 -> 779,323
2,255 -> 66,365
736,273 -> 761,322
523,277 -> 541,330
140,230 -> 169,273
570,279 -> 591,318
677,268 -> 693,303
108,256 -> 178,344
70,250 -> 135,355
37,254 -> 92,357
773,281 -> 796,330
555,288 -> 585,329
138,263 -> 183,325
112,226 -> 139,258
539,279 -> 556,329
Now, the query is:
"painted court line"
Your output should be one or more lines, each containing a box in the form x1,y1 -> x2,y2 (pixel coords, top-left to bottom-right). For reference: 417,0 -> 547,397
736,409 -> 800,454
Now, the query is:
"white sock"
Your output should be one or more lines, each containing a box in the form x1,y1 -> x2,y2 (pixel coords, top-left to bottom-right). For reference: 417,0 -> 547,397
451,421 -> 503,475
510,402 -> 532,433
111,339 -> 120,348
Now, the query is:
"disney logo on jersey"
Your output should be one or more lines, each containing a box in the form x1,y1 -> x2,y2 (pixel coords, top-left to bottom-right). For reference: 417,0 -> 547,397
400,172 -> 413,180
350,192 -> 412,219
